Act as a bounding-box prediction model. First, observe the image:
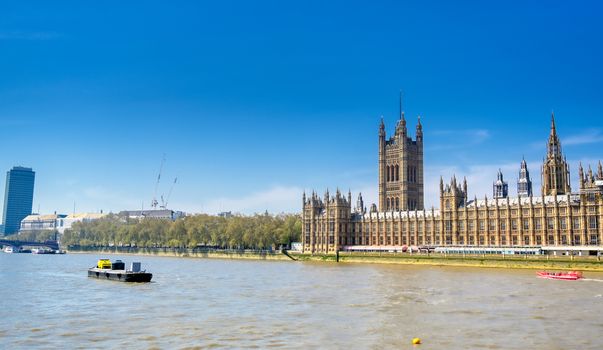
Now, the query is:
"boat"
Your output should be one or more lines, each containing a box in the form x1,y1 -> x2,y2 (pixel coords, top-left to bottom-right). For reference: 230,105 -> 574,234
88,259 -> 152,283
537,271 -> 583,281
3,246 -> 15,253
32,248 -> 56,254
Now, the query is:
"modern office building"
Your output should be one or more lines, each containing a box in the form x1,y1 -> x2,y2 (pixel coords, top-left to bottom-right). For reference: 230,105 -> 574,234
2,166 -> 35,235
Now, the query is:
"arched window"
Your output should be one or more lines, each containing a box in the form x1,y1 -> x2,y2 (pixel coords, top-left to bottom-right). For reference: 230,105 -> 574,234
395,165 -> 399,181
386,166 -> 390,182
395,197 -> 399,210
386,198 -> 391,210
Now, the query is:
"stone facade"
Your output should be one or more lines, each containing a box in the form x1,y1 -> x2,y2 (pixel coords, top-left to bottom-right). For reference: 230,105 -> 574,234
302,112 -> 603,254
378,110 -> 424,212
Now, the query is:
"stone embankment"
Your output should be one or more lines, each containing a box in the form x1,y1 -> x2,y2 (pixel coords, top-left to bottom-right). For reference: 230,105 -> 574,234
68,246 -> 603,270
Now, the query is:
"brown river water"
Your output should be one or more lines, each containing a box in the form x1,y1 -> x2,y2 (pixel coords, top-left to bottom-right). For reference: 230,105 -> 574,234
0,253 -> 602,349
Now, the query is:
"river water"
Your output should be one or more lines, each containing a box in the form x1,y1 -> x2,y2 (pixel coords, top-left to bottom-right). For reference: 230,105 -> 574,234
0,253 -> 602,349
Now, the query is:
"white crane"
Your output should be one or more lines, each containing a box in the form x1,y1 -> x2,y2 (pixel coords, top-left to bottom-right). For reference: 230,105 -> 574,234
151,155 -> 166,210
160,177 -> 178,209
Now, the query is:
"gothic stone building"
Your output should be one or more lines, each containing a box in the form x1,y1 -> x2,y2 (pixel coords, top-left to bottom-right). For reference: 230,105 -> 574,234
302,113 -> 603,254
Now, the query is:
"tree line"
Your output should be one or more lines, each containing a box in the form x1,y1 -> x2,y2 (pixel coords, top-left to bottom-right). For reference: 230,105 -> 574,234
59,213 -> 302,250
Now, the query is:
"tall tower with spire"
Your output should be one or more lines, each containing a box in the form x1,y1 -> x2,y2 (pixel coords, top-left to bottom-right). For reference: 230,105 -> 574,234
493,169 -> 509,199
517,158 -> 533,197
541,112 -> 571,196
378,93 -> 424,211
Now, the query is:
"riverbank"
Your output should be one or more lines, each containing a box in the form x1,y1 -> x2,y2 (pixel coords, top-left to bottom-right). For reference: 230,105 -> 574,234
67,246 -> 603,271
67,247 -> 292,261
292,252 -> 603,271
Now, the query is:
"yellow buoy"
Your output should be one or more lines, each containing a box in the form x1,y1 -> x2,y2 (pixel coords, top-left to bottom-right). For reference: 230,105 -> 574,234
412,338 -> 422,345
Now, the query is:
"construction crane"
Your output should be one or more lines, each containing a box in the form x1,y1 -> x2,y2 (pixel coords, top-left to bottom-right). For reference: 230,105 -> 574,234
151,154 -> 166,210
160,177 -> 178,209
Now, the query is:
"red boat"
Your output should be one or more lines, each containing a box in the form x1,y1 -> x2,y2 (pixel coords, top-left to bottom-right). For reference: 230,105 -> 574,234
537,271 -> 583,281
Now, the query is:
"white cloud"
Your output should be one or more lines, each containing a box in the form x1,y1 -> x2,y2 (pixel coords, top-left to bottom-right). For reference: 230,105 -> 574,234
564,129 -> 603,146
428,129 -> 491,151
192,186 -> 304,215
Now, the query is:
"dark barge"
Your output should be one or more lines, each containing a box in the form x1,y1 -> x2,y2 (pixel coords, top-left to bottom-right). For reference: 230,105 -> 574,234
88,259 -> 152,283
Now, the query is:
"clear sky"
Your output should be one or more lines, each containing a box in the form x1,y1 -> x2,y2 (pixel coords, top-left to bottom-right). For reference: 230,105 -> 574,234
1,1 -> 602,215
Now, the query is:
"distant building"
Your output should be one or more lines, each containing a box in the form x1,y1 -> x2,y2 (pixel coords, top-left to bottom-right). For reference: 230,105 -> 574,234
218,211 -> 233,218
303,111 -> 603,254
20,212 -> 107,234
119,209 -> 184,221
56,213 -> 107,234
20,214 -> 67,232
2,166 -> 35,235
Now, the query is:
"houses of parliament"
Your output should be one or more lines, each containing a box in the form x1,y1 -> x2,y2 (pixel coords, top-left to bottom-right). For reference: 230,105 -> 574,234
301,105 -> 603,254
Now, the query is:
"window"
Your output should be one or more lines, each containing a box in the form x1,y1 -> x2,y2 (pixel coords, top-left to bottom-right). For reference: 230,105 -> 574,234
560,218 -> 567,230
535,218 -> 541,230
511,219 -> 517,230
547,218 -> 555,230
573,218 -> 580,230
589,217 -> 598,230
523,219 -> 530,230
500,221 -> 506,231
590,234 -> 599,245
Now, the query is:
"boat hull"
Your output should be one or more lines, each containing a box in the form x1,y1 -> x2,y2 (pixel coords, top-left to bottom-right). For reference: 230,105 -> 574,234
537,271 -> 582,281
88,268 -> 152,283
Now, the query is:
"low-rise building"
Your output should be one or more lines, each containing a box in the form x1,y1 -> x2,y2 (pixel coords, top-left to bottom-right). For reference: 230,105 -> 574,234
20,212 -> 107,234
20,214 -> 67,232
56,213 -> 108,234
119,209 -> 185,221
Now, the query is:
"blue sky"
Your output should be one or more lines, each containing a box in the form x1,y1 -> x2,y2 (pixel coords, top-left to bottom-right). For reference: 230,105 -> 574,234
1,1 -> 602,215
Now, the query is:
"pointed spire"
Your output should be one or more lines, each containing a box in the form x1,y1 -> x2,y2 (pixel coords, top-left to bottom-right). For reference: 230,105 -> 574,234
579,162 -> 585,189
521,155 -> 527,168
399,90 -> 405,121
550,111 -> 556,136
598,160 -> 603,179
588,165 -> 593,180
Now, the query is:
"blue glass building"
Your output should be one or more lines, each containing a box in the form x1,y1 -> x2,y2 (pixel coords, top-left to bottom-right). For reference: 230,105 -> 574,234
2,166 -> 35,235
